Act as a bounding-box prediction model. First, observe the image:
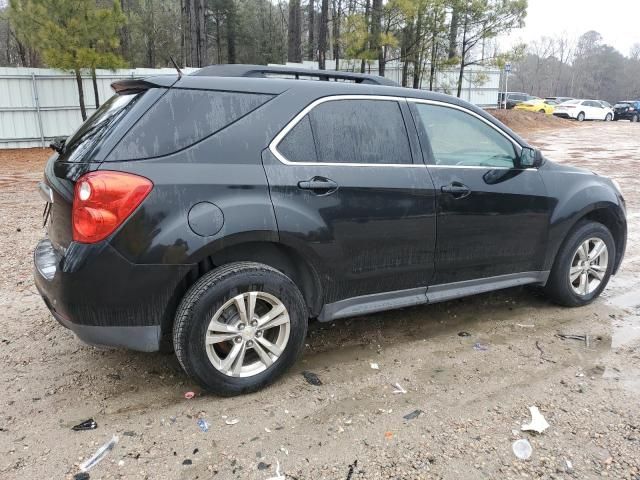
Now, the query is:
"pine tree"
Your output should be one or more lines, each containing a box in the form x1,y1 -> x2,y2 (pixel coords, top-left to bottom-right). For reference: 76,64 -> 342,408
10,0 -> 126,120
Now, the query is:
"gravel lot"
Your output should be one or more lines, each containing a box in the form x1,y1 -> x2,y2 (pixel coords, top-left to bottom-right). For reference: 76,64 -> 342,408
1,121 -> 639,480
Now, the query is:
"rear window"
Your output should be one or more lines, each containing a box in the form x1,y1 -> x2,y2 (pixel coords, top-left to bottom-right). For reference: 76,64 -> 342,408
108,89 -> 272,160
615,102 -> 631,107
59,92 -> 142,163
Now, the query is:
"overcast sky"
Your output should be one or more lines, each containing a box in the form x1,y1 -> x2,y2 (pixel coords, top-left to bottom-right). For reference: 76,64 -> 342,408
502,0 -> 640,56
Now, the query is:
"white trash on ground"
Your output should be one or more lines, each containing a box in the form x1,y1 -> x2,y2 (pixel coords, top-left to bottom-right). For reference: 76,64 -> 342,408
521,406 -> 550,433
79,435 -> 119,472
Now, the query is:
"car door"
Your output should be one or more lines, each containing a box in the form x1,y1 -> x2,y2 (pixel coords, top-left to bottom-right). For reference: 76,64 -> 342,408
585,100 -> 604,120
263,97 -> 437,305
409,100 -> 552,285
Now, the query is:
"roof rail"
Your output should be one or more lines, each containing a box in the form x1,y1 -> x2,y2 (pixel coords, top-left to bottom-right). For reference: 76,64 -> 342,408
191,64 -> 398,86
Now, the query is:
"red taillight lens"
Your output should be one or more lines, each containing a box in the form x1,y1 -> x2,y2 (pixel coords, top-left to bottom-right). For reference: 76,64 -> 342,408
72,171 -> 153,243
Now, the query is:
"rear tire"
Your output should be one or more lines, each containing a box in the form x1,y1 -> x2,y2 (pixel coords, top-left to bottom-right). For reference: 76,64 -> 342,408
173,262 -> 308,396
544,221 -> 615,307
632,115 -> 639,123
577,112 -> 585,122
538,109 -> 546,114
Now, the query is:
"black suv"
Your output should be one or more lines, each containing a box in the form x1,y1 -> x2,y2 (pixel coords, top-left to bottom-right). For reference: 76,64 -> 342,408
34,65 -> 627,395
613,100 -> 640,122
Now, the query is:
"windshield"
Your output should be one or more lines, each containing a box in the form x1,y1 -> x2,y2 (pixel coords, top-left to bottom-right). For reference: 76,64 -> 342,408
58,92 -> 142,163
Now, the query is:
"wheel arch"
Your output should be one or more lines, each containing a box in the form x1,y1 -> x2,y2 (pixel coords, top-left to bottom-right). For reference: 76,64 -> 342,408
546,203 -> 626,276
161,240 -> 324,338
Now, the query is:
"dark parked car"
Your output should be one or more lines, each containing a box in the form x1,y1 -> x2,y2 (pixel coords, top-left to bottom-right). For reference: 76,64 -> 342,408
613,100 -> 640,122
35,65 -> 627,395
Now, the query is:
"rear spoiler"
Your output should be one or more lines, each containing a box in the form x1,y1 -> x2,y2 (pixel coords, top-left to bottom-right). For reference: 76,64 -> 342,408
111,76 -> 179,94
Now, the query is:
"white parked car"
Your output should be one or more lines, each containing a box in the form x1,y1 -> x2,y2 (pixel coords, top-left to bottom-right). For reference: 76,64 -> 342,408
553,99 -> 614,122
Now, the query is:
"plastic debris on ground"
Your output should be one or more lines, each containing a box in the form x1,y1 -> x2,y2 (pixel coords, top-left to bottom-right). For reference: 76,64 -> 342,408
72,419 -> 98,431
225,418 -> 239,425
458,331 -> 471,337
384,431 -> 393,440
392,383 -> 407,394
521,406 -> 550,433
79,435 -> 119,472
183,459 -> 192,465
74,473 -> 90,480
512,438 -> 533,460
302,370 -> 322,386
473,342 -> 489,351
403,409 -> 423,421
196,418 -> 209,432
370,362 -> 379,370
257,461 -> 271,470
516,324 -> 535,328
184,391 -> 195,399
265,460 -> 285,480
564,458 -> 573,471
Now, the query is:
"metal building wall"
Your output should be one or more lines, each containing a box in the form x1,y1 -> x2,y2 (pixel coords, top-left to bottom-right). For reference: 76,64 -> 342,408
0,67 -> 195,149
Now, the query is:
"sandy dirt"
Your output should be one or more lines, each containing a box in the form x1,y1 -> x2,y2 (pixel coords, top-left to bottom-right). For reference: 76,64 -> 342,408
1,123 -> 639,480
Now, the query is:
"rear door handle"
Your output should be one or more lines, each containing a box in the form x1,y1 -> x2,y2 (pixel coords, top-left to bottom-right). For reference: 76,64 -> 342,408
441,182 -> 471,198
297,177 -> 339,195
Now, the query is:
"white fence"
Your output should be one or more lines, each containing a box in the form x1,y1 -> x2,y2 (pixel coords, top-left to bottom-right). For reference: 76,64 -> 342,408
0,67 -> 196,149
0,63 -> 500,149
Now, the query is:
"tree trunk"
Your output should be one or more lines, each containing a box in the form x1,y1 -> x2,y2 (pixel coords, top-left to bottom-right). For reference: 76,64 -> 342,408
360,0 -> 370,73
448,4 -> 458,59
180,0 -> 186,66
227,0 -> 237,63
198,0 -> 206,66
318,0 -> 329,69
371,0 -> 383,76
119,0 -> 131,64
75,69 -> 87,121
429,10 -> 438,91
332,0 -> 341,70
456,13 -> 468,97
287,0 -> 302,62
412,10 -> 423,89
91,68 -> 100,109
307,0 -> 315,61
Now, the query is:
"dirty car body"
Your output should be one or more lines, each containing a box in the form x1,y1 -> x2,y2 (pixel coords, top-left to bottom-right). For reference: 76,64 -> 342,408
34,65 -> 627,395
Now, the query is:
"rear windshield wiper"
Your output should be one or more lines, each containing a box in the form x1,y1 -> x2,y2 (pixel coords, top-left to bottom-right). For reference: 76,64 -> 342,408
49,137 -> 67,154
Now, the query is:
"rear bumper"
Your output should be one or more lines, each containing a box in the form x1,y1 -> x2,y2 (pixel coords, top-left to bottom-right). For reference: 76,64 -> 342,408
553,112 -> 573,119
34,238 -> 192,352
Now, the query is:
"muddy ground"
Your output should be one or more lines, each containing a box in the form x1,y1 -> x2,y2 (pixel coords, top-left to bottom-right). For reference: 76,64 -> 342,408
1,121 -> 639,480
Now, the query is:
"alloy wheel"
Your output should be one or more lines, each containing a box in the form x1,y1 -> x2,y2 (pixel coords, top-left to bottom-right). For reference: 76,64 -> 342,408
205,292 -> 290,377
569,237 -> 608,296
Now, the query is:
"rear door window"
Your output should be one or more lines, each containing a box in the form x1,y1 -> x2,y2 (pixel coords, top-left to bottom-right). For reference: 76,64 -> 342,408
277,99 -> 412,165
109,89 -> 273,160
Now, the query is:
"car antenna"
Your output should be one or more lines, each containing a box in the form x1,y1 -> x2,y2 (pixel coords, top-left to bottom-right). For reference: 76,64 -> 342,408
169,56 -> 183,79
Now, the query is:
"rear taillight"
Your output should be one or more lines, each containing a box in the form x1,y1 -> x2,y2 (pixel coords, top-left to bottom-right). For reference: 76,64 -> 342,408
72,171 -> 153,243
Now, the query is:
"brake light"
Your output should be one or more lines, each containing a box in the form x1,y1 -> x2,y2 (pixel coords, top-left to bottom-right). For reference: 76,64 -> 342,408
72,171 -> 153,243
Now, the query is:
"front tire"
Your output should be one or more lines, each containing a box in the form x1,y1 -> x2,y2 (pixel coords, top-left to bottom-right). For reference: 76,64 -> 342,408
173,262 -> 308,396
632,114 -> 639,123
544,221 -> 615,307
605,113 -> 612,121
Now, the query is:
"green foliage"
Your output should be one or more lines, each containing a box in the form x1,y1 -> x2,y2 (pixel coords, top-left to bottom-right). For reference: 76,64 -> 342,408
9,0 -> 126,71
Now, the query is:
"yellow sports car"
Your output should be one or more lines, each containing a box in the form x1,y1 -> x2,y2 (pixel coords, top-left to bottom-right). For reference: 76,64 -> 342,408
514,98 -> 556,114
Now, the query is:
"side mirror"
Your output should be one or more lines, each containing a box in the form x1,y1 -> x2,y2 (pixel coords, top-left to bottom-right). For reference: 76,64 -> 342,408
519,147 -> 542,168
